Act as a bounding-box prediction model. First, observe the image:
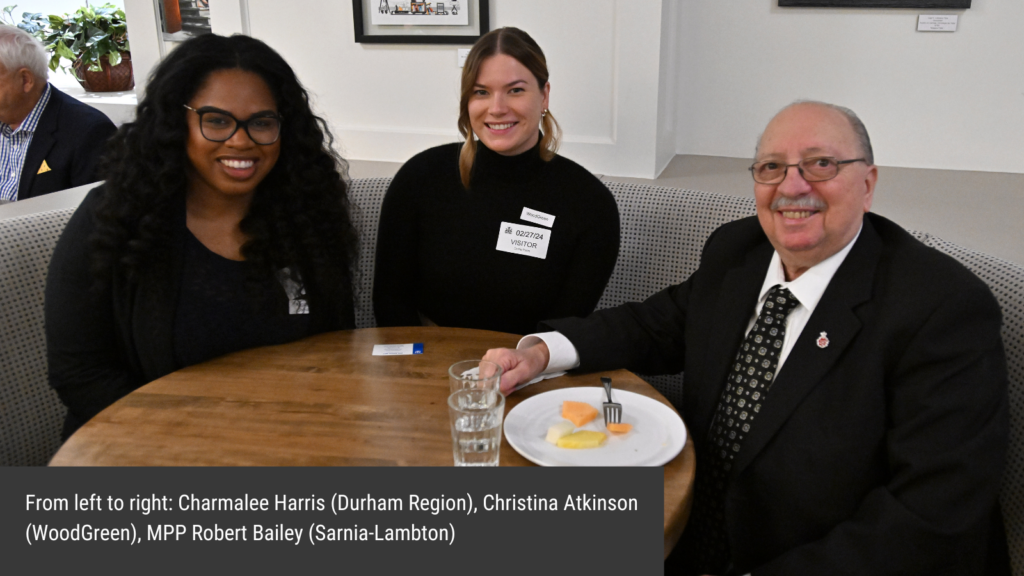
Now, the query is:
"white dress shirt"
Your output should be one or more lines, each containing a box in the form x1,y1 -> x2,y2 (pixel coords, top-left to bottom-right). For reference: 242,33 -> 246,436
521,226 -> 863,377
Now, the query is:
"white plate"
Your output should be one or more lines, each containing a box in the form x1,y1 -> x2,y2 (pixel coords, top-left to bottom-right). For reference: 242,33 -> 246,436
503,387 -> 687,467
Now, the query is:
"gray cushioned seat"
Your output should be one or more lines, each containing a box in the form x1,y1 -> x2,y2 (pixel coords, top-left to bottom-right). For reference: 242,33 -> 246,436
596,181 -> 758,408
0,208 -> 75,466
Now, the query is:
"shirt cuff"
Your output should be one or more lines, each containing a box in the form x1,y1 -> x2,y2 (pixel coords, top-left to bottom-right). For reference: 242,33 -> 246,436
517,332 -> 580,373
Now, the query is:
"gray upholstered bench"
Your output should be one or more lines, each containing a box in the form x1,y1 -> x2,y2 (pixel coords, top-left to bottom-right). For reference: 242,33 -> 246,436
3,177 -> 1023,572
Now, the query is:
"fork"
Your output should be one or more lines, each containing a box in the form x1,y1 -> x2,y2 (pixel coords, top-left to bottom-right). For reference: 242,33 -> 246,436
602,377 -> 622,424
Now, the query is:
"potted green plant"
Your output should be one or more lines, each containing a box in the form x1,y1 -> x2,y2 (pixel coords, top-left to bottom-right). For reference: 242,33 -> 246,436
36,2 -> 133,92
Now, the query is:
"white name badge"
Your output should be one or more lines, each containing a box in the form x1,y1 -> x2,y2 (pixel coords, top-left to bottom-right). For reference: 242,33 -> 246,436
496,221 -> 551,259
520,207 -> 555,228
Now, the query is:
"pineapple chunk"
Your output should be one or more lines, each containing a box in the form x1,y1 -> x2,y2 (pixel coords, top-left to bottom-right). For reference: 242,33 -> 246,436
556,430 -> 607,449
562,401 -> 598,427
546,421 -> 576,444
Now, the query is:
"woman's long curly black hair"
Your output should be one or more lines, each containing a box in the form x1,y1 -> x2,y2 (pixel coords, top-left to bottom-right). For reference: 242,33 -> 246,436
92,34 -> 357,325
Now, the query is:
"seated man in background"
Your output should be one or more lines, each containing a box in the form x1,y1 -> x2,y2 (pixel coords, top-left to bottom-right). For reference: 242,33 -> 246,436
485,101 -> 1009,575
0,25 -> 116,203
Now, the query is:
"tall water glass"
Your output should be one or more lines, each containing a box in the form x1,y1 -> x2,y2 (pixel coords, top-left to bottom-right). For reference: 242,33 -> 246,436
448,388 -> 505,467
448,359 -> 503,394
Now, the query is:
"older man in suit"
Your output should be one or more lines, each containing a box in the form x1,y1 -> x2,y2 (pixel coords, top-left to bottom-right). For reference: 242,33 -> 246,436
0,26 -> 116,203
484,101 -> 1009,575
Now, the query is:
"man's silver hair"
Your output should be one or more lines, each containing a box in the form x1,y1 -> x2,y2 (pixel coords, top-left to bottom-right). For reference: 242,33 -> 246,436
0,25 -> 48,80
756,100 -> 874,166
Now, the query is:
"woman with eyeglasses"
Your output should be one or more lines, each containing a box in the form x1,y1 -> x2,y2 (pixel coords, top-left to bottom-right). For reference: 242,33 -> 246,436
45,34 -> 357,438
373,27 -> 619,335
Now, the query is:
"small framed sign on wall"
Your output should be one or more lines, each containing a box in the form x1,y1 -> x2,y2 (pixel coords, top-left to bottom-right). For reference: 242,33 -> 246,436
779,1 -> 971,7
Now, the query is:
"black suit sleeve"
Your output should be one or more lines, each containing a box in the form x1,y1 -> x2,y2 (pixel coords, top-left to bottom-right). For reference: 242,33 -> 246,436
753,280 -> 1008,575
44,187 -> 141,436
544,280 -> 691,375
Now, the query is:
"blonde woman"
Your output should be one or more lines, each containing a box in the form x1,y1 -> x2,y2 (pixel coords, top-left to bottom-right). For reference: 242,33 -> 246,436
374,27 -> 619,335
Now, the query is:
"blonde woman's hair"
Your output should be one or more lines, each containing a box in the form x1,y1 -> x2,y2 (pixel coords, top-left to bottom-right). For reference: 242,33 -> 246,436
457,27 -> 561,189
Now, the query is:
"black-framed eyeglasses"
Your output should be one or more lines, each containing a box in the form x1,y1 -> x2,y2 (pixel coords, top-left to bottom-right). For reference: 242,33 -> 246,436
184,105 -> 282,145
749,156 -> 867,185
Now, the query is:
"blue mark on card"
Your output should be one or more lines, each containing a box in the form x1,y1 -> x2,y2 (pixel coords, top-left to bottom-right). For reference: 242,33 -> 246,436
413,343 -> 424,354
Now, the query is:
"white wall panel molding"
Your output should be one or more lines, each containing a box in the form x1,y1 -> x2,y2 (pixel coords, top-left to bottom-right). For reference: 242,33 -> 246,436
122,0 -> 164,98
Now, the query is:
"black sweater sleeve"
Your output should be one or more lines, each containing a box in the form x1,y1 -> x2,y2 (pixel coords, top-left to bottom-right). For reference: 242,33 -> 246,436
373,156 -> 428,328
544,176 -> 619,320
44,187 -> 141,436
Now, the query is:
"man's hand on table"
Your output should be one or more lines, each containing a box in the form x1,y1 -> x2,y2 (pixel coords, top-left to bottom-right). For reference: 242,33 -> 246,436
483,341 -> 550,394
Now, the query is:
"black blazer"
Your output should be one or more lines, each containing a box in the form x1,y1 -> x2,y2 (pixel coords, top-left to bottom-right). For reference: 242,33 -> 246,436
547,213 -> 1009,575
17,85 -> 116,201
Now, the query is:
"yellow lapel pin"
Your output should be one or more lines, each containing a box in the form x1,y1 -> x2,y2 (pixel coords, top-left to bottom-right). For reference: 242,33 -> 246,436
37,160 -> 51,174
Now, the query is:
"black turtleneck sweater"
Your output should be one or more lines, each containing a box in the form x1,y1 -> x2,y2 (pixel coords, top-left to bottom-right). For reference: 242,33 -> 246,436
373,142 -> 620,335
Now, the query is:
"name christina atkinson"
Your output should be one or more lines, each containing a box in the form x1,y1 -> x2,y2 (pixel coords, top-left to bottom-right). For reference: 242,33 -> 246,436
484,494 -> 639,511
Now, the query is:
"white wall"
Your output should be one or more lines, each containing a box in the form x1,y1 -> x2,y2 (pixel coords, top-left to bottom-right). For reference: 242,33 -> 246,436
122,0 -> 1023,177
675,2 -> 1024,174
654,0 -> 679,177
123,0 -> 162,100
229,0 -> 669,178
122,0 -> 660,178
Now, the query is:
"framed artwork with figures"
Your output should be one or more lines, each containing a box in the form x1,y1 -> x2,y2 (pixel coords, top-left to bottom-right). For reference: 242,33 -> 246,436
352,0 -> 490,44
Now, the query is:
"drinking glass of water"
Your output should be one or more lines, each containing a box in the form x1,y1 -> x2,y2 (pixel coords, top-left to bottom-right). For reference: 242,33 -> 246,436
449,359 -> 503,394
448,388 -> 505,467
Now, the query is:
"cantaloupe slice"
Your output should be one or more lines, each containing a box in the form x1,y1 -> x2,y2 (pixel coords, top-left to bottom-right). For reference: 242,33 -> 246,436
557,430 -> 607,449
562,401 -> 598,427
545,421 -> 576,444
606,422 -> 633,433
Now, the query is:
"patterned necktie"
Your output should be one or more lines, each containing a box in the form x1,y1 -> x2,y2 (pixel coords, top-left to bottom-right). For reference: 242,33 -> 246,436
687,285 -> 800,574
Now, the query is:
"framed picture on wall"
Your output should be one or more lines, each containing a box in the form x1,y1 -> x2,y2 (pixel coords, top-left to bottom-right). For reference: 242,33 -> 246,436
353,0 -> 490,44
779,1 -> 970,6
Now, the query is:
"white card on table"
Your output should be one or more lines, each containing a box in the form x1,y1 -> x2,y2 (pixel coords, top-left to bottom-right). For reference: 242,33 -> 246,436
372,343 -> 424,356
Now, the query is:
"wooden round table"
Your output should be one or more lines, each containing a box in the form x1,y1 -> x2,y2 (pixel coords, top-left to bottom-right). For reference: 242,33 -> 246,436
50,326 -> 695,557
